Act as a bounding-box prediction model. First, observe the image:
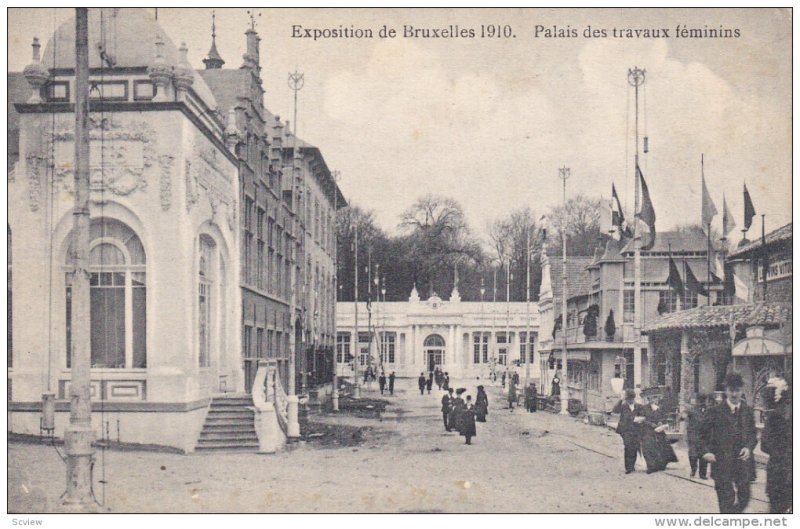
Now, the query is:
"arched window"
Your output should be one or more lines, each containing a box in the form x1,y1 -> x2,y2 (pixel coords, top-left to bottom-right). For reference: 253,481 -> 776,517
65,218 -> 146,369
424,334 -> 445,348
198,235 -> 216,368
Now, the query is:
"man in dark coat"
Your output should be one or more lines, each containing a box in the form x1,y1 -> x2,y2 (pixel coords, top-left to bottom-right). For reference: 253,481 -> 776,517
461,395 -> 477,445
761,379 -> 792,514
450,388 -> 466,434
684,394 -> 709,479
426,371 -> 434,394
417,373 -> 426,395
441,388 -> 454,431
378,372 -> 387,395
612,389 -> 646,474
388,372 -> 396,395
700,373 -> 758,514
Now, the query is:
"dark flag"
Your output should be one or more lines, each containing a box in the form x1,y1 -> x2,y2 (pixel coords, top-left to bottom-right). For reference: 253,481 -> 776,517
611,183 -> 633,240
636,165 -> 657,251
685,262 -> 708,296
552,314 -> 563,340
743,184 -> 756,232
667,255 -> 685,298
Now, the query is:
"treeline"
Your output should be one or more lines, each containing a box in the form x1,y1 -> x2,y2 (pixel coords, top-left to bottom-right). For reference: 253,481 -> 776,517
336,193 -> 609,303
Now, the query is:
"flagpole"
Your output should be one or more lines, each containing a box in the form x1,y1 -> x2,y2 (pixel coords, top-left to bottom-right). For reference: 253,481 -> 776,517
628,66 -> 645,390
761,214 -> 768,302
353,223 -> 360,399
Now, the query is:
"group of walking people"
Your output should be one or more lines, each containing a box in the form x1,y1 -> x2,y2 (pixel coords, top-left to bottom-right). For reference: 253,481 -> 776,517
440,385 -> 489,445
377,371 -> 396,396
417,369 -> 450,395
614,372 -> 792,514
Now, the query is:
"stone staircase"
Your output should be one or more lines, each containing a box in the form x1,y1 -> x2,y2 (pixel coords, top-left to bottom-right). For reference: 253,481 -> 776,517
195,394 -> 259,452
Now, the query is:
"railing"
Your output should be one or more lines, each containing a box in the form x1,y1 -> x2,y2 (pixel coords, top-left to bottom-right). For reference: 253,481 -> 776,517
555,323 -> 636,345
272,367 -> 290,435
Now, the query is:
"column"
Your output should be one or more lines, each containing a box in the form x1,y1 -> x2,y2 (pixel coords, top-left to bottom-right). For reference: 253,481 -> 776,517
448,324 -> 455,373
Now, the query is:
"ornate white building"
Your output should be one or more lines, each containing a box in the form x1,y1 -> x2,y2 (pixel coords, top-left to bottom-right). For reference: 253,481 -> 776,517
335,284 -> 541,380
8,9 -> 241,451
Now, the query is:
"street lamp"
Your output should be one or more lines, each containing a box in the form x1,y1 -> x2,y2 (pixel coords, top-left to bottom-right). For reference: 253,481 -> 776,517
480,277 -> 485,378
558,165 -> 570,415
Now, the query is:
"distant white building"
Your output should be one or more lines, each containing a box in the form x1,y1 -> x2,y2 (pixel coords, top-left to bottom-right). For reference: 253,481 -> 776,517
335,284 -> 541,380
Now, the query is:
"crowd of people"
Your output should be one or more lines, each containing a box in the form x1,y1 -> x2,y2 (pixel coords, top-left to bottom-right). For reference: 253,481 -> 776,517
612,372 -> 792,514
438,385 -> 489,444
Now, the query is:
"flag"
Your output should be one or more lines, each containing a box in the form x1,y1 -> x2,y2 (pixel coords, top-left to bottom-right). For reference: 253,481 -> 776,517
713,254 -> 725,284
635,165 -> 656,250
701,170 -> 717,229
611,183 -> 633,240
667,255 -> 685,298
552,314 -> 562,340
743,184 -> 756,232
733,271 -> 750,302
722,194 -> 736,238
685,261 -> 708,296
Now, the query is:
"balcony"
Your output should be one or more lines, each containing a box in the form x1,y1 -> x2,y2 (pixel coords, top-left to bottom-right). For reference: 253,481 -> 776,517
554,323 -> 636,346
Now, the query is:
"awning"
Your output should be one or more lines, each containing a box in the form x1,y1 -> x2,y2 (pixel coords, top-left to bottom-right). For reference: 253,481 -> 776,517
732,337 -> 790,357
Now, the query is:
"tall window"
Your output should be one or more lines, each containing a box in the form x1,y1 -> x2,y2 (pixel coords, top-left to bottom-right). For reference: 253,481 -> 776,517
336,332 -> 351,363
358,332 -> 371,366
623,290 -> 635,323
473,333 -> 482,364
380,332 -> 396,364
198,235 -> 216,367
496,332 -> 507,366
659,290 -> 679,314
66,219 -> 146,369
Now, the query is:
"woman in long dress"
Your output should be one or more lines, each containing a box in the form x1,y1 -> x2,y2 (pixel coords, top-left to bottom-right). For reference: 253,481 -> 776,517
475,386 -> 489,422
640,394 -> 678,473
450,389 -> 466,433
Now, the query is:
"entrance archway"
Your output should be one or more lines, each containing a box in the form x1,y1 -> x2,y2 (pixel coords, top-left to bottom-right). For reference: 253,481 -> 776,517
423,334 -> 446,372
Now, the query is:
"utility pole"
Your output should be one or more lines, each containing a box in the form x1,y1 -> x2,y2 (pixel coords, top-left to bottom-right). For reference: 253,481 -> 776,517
284,69 -> 304,438
628,66 -> 646,390
352,224 -> 360,398
480,277 -> 485,378
331,171 -> 340,411
505,257 -> 511,377
491,265 -> 497,382
558,166 -> 570,415
525,225 -> 531,391
63,8 -> 95,511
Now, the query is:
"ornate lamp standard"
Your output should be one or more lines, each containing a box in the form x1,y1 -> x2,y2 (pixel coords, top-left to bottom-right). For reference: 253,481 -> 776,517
558,165 -> 570,415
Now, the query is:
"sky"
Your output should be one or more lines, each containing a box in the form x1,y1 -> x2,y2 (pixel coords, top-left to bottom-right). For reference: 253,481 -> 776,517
8,8 -> 792,245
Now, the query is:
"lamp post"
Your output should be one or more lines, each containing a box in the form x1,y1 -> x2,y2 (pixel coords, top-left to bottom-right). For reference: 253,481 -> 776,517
628,66 -> 646,389
331,170 -> 340,411
559,165 -> 570,415
491,264 -> 498,382
525,225 -> 532,391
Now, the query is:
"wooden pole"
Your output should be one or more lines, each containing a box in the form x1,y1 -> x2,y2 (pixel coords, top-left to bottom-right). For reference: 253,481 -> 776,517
63,7 -> 95,511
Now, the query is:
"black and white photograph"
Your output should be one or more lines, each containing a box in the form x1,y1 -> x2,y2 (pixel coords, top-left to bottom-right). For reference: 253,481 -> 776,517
5,6 -> 793,519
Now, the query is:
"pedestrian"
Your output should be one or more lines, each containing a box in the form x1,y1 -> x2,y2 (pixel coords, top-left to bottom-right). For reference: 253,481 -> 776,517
443,372 -> 450,391
435,369 -> 443,390
684,394 -> 709,479
378,371 -> 386,395
501,371 -> 506,388
475,385 -> 489,422
700,373 -> 758,514
388,371 -> 396,396
551,371 -> 561,397
613,389 -> 645,474
364,366 -> 370,385
507,378 -> 517,411
426,371 -> 433,394
525,383 -> 537,413
512,371 -> 520,386
450,388 -> 466,434
640,390 -> 678,474
462,395 -> 477,445
761,377 -> 792,514
417,372 -> 426,396
492,371 -> 497,383
441,388 -> 454,431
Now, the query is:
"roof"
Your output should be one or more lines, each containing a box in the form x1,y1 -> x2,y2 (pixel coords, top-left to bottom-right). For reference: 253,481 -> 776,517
548,256 -> 595,308
198,69 -> 248,117
41,8 -> 217,109
642,302 -> 792,333
598,238 -> 626,263
621,228 -> 709,254
728,223 -> 792,258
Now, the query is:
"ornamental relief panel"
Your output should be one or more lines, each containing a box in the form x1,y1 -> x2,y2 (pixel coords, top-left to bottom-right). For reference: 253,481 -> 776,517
184,139 -> 236,232
24,116 -> 173,208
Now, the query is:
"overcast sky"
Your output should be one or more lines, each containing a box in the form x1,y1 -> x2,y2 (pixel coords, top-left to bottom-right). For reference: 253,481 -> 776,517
8,8 -> 792,244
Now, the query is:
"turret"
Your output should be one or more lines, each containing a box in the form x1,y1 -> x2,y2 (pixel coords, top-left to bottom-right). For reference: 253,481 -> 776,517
202,10 -> 225,70
23,37 -> 48,103
147,35 -> 172,102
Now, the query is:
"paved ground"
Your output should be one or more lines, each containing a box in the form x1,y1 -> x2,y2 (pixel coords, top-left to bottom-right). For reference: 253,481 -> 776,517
8,378 -> 770,513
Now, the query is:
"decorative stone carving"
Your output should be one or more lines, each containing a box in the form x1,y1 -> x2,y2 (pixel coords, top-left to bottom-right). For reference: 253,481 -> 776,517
158,154 -> 174,211
185,160 -> 199,211
184,139 -> 234,221
25,154 -> 45,211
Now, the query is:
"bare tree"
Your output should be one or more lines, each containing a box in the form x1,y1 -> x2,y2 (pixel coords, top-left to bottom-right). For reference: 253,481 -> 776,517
548,194 -> 606,256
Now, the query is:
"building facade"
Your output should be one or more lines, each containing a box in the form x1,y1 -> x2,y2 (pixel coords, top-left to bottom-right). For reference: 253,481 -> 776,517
8,9 -> 240,451
539,229 -> 725,413
336,283 -> 540,380
7,8 -> 344,451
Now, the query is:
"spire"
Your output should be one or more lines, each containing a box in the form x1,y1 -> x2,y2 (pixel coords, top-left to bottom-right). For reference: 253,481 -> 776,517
203,10 -> 225,69
241,10 -> 261,72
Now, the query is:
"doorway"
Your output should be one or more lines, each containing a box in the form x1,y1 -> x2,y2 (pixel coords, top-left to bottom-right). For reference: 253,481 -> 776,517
423,334 -> 446,372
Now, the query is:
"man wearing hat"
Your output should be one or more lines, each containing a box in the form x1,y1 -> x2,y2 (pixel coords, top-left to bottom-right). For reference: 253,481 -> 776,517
700,373 -> 758,513
441,388 -> 454,432
613,388 -> 646,474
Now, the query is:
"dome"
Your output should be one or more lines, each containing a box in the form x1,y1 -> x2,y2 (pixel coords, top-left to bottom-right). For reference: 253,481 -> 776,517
41,8 -> 217,110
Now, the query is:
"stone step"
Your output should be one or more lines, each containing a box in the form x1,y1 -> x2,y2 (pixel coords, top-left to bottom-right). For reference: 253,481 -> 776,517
205,410 -> 254,419
194,442 -> 260,452
199,431 -> 258,441
202,422 -> 257,431
210,399 -> 253,407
